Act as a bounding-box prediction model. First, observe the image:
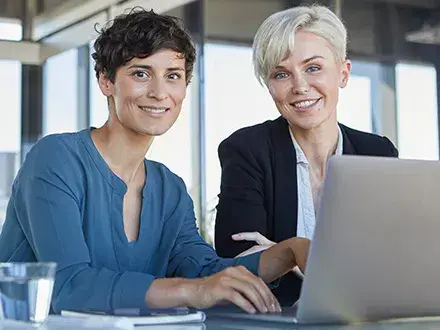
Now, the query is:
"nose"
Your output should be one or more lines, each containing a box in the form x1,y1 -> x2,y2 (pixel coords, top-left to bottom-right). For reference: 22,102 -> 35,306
147,78 -> 168,101
291,72 -> 309,95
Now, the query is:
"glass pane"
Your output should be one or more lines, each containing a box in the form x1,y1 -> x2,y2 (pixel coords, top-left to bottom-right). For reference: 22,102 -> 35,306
0,60 -> 21,231
0,21 -> 22,41
0,19 -> 22,231
43,48 -> 79,135
396,63 -> 438,160
204,43 -> 278,243
337,75 -> 372,133
89,40 -> 109,128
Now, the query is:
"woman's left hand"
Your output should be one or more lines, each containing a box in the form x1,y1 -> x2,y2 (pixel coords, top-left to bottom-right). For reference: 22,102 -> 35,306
232,232 -> 276,258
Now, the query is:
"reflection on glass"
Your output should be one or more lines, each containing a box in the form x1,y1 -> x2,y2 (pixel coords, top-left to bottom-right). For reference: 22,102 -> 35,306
396,63 -> 438,160
204,43 -> 278,243
43,49 -> 79,135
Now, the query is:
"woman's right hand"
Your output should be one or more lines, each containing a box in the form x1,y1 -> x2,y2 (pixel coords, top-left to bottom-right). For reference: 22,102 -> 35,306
146,266 -> 281,314
185,266 -> 281,314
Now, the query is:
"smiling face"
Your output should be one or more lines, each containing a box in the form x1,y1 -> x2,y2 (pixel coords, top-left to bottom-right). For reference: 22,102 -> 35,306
267,30 -> 351,131
98,49 -> 187,137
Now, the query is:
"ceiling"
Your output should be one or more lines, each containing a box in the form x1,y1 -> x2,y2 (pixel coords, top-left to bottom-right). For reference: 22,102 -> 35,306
1,0 -> 440,22
363,0 -> 440,8
0,0 -> 73,20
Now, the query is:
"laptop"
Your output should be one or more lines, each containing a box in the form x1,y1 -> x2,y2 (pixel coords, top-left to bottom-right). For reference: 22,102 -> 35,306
208,155 -> 440,324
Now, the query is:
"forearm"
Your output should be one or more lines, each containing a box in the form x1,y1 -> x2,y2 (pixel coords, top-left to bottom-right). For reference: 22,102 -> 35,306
53,264 -> 155,313
258,239 -> 297,283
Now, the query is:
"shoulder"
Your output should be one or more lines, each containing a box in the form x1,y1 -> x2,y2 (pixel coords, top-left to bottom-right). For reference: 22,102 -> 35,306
14,131 -> 86,190
340,124 -> 398,156
219,117 -> 285,155
146,160 -> 194,219
221,118 -> 280,146
24,132 -> 84,171
146,160 -> 189,196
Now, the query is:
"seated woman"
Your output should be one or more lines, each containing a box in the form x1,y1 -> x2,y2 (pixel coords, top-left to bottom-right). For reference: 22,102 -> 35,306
214,5 -> 398,306
0,8 -> 310,314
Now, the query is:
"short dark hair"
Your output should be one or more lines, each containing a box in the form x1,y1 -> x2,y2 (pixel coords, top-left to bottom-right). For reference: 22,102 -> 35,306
92,7 -> 196,84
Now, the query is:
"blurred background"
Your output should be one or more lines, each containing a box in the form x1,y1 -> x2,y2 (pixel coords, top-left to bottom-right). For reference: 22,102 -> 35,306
0,0 -> 439,243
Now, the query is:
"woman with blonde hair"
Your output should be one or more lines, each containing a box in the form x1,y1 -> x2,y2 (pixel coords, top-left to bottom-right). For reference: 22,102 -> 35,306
215,4 -> 398,306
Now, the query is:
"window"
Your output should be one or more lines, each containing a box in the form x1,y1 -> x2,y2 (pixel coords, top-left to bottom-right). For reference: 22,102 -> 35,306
0,19 -> 22,230
89,40 -> 109,128
338,75 -> 372,133
396,63 -> 438,160
204,43 -> 278,243
43,48 -> 79,135
0,20 -> 22,41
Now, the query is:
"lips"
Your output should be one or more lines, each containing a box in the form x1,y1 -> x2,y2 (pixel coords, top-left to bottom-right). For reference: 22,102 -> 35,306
290,98 -> 322,112
138,106 -> 169,114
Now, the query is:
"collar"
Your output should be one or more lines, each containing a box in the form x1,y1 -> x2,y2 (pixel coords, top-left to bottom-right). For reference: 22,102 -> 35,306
289,125 -> 343,165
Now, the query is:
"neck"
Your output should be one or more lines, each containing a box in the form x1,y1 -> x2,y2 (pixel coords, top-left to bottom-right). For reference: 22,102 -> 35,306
291,117 -> 339,177
91,117 -> 154,185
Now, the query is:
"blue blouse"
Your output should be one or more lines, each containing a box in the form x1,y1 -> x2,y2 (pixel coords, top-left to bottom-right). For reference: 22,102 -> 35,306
0,128 -> 261,313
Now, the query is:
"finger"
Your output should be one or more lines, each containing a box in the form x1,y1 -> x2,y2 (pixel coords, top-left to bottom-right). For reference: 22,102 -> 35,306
227,266 -> 279,313
292,266 -> 304,279
222,288 -> 257,314
232,232 -> 274,246
254,275 -> 281,313
223,276 -> 269,313
236,245 -> 272,258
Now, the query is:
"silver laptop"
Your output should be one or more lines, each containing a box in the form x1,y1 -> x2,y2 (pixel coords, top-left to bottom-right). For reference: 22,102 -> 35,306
209,155 -> 440,324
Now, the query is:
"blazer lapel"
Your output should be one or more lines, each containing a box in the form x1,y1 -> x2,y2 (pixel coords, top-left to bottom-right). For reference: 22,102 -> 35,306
340,123 -> 356,155
270,117 -> 298,242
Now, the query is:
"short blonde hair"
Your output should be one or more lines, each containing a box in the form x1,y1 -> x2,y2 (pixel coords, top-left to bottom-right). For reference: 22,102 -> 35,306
252,5 -> 347,85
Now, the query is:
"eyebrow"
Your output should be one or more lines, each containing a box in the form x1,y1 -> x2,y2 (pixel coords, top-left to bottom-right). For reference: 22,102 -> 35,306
127,64 -> 185,71
275,55 -> 325,70
301,55 -> 324,64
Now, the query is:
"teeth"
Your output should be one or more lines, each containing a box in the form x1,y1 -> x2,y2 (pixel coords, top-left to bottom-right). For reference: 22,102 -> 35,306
139,106 -> 167,113
294,100 -> 318,108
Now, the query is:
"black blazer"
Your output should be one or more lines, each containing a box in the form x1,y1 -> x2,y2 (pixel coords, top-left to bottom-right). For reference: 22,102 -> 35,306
214,116 -> 398,306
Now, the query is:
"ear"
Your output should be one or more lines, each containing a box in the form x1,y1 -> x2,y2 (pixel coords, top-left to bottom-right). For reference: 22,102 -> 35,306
339,59 -> 351,89
98,72 -> 115,97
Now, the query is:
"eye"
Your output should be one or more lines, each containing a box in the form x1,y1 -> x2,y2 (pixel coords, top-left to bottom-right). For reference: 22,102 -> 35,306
306,65 -> 320,73
274,72 -> 288,80
132,70 -> 148,79
168,72 -> 182,80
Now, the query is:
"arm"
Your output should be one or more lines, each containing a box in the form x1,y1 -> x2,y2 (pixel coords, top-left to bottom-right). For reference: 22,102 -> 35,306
145,196 -> 309,313
18,160 -> 278,314
16,175 -> 155,313
215,139 -> 269,257
167,192 -> 263,279
147,192 -> 281,313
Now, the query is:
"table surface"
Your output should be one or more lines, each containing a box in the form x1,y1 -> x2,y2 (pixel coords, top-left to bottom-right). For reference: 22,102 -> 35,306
3,315 -> 440,330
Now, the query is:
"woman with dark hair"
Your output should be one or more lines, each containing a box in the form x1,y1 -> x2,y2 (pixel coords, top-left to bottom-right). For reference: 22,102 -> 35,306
0,8 -> 309,314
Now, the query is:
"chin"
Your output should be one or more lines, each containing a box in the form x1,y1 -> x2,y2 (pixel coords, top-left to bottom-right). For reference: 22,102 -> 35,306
290,117 -> 329,131
137,125 -> 172,137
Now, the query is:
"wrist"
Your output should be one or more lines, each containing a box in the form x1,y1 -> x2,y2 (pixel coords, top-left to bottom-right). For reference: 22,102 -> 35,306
146,278 -> 196,308
176,278 -> 200,308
